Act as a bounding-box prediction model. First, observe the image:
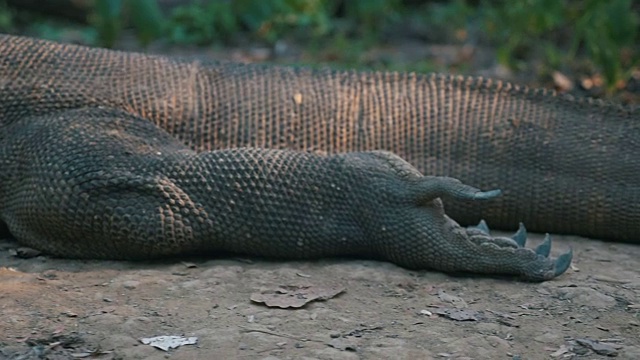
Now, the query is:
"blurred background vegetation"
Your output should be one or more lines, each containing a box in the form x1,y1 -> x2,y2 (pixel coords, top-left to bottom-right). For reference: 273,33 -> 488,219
0,0 -> 638,102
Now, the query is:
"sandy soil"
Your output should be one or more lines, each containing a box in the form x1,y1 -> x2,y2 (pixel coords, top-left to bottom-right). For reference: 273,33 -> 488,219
1,231 -> 638,360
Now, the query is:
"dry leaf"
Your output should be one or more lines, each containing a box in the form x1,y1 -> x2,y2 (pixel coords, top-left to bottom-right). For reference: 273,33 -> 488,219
139,336 -> 197,351
250,285 -> 344,308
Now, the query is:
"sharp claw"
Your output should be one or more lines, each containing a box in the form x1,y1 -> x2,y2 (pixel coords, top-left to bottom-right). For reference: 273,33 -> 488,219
476,219 -> 490,234
553,248 -> 574,277
512,222 -> 527,247
472,189 -> 502,200
535,233 -> 552,257
466,220 -> 572,281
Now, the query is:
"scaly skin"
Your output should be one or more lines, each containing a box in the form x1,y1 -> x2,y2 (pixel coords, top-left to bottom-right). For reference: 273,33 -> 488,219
0,108 -> 572,281
0,35 -> 637,244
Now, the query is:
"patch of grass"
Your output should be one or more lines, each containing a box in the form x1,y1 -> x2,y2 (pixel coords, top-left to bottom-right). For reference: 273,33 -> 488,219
0,0 -> 14,32
478,0 -> 638,92
90,0 -> 163,47
3,0 -> 637,93
167,0 -> 238,45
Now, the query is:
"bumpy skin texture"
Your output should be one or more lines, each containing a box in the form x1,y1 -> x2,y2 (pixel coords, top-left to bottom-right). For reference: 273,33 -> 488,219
0,108 -> 571,281
0,35 -> 635,280
1,36 -> 637,243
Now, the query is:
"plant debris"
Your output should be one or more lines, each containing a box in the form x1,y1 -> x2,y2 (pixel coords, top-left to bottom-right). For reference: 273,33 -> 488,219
250,285 -> 344,308
139,336 -> 198,351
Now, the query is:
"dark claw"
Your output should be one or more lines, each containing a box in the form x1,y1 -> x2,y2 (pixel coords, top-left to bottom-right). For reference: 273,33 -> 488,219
512,223 -> 527,247
475,219 -> 490,234
554,248 -> 574,277
473,189 -> 502,200
535,233 -> 552,257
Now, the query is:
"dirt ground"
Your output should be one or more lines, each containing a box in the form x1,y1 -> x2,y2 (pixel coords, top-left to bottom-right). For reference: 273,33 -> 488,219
0,34 -> 638,359
1,231 -> 639,360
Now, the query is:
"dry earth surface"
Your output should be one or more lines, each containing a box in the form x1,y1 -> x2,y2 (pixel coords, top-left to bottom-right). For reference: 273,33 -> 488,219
1,231 -> 639,360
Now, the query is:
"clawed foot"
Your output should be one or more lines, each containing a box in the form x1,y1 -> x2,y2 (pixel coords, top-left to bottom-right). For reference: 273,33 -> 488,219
365,172 -> 572,282
466,220 -> 573,281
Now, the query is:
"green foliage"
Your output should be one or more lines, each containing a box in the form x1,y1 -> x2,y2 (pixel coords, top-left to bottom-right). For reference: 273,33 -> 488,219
90,0 -> 164,47
236,0 -> 332,42
127,0 -> 164,46
572,0 -> 639,91
167,1 -> 237,45
424,0 -> 474,33
89,0 -> 400,47
9,0 -> 635,92
479,0 -> 638,91
166,0 -> 332,45
91,0 -> 122,48
342,0 -> 402,38
481,0 -> 566,68
0,0 -> 14,32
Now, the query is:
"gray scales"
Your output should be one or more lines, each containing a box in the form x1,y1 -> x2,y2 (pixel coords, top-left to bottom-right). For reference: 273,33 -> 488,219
0,35 -> 637,281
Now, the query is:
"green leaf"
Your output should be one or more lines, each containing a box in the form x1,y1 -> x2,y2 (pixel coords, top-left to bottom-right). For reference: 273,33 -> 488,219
128,0 -> 165,46
92,0 -> 124,47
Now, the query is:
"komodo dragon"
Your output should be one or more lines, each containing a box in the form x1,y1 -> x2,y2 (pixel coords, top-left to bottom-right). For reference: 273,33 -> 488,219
0,35 -> 637,281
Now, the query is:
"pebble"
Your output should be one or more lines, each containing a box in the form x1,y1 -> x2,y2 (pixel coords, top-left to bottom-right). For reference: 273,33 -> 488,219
122,280 -> 139,290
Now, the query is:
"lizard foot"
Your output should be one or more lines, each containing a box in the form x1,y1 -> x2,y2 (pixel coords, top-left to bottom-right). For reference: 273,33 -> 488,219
466,220 -> 573,281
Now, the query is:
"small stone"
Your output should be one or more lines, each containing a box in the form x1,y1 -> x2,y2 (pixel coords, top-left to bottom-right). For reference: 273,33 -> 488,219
330,331 -> 341,338
122,280 -> 139,290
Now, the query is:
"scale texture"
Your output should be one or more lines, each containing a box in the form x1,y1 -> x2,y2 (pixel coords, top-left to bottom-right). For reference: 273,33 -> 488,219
0,35 -> 637,280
